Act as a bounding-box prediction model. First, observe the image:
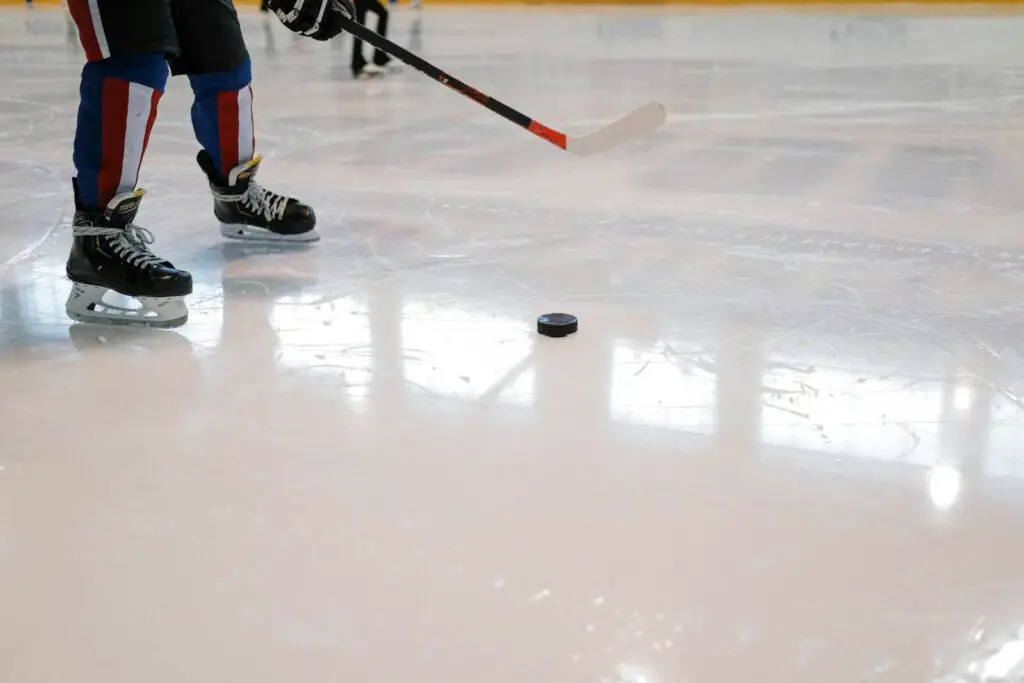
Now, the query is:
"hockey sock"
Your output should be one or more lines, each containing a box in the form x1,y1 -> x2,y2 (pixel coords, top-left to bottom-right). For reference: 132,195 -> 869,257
188,61 -> 255,182
73,53 -> 168,209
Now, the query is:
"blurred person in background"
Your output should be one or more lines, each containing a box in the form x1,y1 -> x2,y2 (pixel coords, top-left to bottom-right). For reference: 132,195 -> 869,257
351,0 -> 399,78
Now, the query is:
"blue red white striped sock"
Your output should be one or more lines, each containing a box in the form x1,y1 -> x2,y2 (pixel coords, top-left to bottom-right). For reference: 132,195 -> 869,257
188,61 -> 255,182
65,0 -> 111,63
72,54 -> 168,209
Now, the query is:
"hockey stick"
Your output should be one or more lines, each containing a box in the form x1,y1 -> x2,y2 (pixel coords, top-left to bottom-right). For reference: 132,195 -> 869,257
336,13 -> 666,156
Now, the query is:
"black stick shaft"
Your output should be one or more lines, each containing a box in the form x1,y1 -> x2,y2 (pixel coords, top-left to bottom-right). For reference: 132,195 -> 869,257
337,15 -> 568,149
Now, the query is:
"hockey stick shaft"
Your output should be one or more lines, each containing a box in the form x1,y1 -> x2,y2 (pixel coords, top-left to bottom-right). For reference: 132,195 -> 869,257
338,15 -> 569,151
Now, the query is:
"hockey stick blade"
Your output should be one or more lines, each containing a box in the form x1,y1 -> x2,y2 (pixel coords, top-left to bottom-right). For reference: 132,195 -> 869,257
565,101 -> 667,156
332,11 -> 666,155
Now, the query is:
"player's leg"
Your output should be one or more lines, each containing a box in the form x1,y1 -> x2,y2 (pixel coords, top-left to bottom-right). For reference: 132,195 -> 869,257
352,0 -> 398,78
64,0 -> 192,327
171,0 -> 317,242
367,0 -> 394,68
350,0 -> 369,77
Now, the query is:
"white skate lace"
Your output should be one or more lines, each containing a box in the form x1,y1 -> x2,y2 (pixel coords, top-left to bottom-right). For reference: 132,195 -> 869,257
73,223 -> 167,269
215,181 -> 289,222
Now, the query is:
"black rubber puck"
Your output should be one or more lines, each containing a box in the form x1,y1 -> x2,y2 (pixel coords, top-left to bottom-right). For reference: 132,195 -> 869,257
537,312 -> 578,338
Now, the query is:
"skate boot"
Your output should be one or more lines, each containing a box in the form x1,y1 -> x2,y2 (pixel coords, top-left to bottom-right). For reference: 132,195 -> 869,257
198,150 -> 318,243
65,182 -> 193,328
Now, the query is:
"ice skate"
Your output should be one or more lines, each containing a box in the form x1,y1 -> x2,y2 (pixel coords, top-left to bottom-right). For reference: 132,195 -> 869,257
198,151 -> 318,243
65,183 -> 193,329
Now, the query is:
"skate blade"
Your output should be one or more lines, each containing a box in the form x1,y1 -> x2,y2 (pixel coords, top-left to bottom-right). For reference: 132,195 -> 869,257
66,311 -> 188,330
220,222 -> 320,243
354,66 -> 391,80
66,284 -> 189,329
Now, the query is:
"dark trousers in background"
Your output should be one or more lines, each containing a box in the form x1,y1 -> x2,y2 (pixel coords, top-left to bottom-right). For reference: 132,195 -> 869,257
350,0 -> 389,73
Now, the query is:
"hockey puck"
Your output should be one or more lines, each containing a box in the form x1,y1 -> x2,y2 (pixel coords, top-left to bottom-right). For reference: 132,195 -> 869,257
537,313 -> 578,338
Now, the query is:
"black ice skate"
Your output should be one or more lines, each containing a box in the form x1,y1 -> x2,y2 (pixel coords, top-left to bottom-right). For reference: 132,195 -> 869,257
198,150 -> 318,243
65,182 -> 193,328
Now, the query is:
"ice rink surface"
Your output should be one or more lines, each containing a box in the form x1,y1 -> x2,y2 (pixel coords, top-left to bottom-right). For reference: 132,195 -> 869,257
4,3 -> 1024,681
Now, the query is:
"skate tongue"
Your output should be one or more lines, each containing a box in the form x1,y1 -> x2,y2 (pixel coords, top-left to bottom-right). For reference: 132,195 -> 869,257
104,189 -> 145,227
228,156 -> 263,188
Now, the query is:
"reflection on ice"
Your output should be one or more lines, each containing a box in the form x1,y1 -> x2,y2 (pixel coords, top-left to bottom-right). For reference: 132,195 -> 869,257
761,363 -> 943,466
401,300 -> 534,404
610,341 -> 715,434
927,464 -> 962,510
271,294 -> 373,402
945,623 -> 1024,683
986,394 -> 1024,481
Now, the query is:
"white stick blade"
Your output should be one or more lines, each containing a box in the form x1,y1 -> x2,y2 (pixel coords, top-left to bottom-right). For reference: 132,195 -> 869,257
566,101 -> 666,156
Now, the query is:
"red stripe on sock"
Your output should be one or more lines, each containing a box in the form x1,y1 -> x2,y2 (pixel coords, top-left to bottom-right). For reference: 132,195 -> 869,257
248,87 -> 256,161
66,0 -> 103,62
97,79 -> 131,206
136,89 -> 162,187
217,90 -> 241,178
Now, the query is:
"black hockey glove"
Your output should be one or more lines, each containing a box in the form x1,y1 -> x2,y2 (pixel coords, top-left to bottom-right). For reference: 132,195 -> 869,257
267,0 -> 355,41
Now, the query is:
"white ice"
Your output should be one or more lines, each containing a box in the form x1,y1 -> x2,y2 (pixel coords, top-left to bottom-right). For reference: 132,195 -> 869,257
3,5 -> 1024,683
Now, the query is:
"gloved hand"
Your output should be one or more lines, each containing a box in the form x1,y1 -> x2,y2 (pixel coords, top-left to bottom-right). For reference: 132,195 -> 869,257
267,0 -> 355,41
